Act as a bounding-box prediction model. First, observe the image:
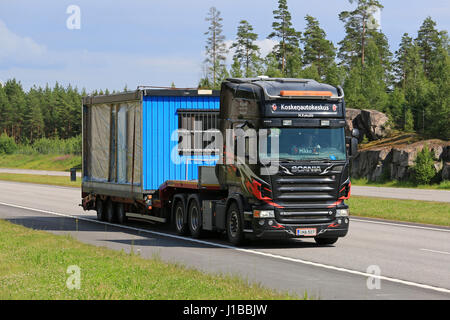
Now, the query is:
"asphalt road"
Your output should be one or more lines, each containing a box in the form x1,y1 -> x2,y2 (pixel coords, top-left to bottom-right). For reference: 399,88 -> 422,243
352,185 -> 450,202
0,180 -> 449,300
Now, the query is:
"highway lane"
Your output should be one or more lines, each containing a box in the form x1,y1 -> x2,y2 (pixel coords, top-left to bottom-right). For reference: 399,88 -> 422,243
1,167 -> 449,202
0,180 -> 449,299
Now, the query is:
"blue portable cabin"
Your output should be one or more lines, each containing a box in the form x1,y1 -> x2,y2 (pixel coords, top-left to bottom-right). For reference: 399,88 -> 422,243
81,89 -> 220,199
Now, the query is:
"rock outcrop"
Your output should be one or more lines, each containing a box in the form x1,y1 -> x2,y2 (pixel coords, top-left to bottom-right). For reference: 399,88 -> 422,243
346,108 -> 391,141
351,140 -> 450,182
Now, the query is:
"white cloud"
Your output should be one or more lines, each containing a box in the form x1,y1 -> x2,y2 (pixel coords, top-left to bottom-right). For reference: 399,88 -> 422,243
0,19 -> 201,91
0,20 -> 49,68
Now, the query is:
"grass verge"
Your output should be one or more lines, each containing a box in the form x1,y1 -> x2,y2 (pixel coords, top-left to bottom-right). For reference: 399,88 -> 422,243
351,178 -> 450,190
0,154 -> 81,172
0,219 -> 297,299
0,173 -> 81,188
348,196 -> 450,227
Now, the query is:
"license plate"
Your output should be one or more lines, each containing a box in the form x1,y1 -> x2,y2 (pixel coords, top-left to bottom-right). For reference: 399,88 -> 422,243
296,228 -> 317,237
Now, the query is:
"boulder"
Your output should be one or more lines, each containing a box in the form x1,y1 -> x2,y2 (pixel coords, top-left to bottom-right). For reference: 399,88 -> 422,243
360,109 -> 391,140
345,108 -> 391,141
345,108 -> 361,136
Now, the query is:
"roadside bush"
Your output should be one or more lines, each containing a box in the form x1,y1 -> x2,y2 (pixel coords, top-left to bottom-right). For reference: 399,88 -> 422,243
413,145 -> 436,185
0,133 -> 17,154
31,136 -> 81,155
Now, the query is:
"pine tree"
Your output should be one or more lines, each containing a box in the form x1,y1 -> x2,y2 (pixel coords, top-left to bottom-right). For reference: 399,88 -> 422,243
301,15 -> 336,80
338,0 -> 385,69
3,79 -> 27,141
231,20 -> 261,77
413,145 -> 436,184
204,7 -> 228,89
416,17 -> 442,78
267,0 -> 302,76
394,33 -> 414,89
0,84 -> 10,134
230,57 -> 244,78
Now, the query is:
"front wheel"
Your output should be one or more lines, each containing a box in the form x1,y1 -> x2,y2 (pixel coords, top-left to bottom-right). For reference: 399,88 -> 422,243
226,202 -> 244,246
314,237 -> 338,246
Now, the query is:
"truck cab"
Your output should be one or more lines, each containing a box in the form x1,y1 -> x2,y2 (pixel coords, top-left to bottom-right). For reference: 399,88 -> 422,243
213,77 -> 357,245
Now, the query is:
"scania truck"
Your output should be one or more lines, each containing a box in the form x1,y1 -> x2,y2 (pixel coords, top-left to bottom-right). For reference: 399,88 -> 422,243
81,77 -> 359,245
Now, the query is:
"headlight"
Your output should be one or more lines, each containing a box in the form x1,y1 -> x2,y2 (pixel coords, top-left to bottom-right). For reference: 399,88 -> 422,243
336,209 -> 349,217
253,210 -> 275,218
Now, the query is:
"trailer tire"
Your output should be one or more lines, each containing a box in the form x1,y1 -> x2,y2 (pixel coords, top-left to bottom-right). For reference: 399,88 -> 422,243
188,199 -> 203,239
116,202 -> 127,224
226,202 -> 244,246
96,199 -> 106,221
314,237 -> 338,246
173,200 -> 188,235
105,198 -> 116,223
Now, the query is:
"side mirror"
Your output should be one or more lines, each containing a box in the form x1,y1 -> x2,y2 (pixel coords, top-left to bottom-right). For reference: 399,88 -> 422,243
350,137 -> 358,157
352,128 -> 360,139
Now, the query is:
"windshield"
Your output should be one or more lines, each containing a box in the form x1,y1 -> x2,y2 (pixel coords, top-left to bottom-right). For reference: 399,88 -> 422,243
260,127 -> 346,161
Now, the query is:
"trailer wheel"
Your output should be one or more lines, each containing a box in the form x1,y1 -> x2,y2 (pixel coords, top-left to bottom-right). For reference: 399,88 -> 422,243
116,203 -> 127,224
188,199 -> 203,238
314,237 -> 338,246
173,200 -> 188,235
96,199 -> 106,221
226,202 -> 244,246
105,198 -> 116,223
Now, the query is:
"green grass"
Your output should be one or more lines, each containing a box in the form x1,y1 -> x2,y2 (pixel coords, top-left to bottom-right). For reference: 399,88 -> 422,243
0,154 -> 81,172
351,178 -> 450,190
0,219 -> 298,300
348,196 -> 450,226
0,173 -> 81,188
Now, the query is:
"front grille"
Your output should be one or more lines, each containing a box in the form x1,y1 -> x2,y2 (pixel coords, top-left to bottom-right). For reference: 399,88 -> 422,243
273,175 -> 339,224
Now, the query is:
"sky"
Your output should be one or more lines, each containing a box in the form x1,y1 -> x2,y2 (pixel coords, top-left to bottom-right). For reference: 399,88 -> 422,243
0,0 -> 449,92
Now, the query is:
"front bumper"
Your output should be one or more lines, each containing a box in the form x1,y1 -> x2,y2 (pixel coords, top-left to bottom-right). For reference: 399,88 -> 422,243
251,217 -> 349,240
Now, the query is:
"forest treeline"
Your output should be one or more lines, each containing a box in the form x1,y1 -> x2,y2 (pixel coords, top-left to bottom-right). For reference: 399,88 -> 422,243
200,0 -> 450,140
0,0 -> 448,148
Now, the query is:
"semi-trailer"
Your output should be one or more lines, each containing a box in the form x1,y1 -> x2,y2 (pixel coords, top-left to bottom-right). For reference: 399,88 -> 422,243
81,78 -> 359,245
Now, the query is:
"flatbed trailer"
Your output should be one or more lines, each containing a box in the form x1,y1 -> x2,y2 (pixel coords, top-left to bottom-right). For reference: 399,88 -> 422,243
81,78 -> 359,245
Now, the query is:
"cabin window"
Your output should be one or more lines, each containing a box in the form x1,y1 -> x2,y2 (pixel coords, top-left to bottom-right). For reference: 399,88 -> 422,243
177,109 -> 219,156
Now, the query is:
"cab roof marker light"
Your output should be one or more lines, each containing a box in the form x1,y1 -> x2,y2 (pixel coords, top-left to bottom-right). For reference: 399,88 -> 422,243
279,90 -> 334,97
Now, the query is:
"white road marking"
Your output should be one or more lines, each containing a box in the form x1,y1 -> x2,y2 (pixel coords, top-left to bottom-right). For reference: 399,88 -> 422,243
0,201 -> 450,295
420,249 -> 450,256
351,218 -> 450,233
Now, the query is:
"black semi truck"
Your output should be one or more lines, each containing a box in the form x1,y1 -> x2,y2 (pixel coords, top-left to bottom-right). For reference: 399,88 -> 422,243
81,77 -> 359,246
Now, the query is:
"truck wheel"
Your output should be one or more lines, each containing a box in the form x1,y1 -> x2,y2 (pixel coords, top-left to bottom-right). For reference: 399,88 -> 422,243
226,202 -> 244,246
105,198 -> 116,223
314,237 -> 338,246
96,199 -> 106,221
188,199 -> 203,238
116,202 -> 127,224
173,200 -> 188,235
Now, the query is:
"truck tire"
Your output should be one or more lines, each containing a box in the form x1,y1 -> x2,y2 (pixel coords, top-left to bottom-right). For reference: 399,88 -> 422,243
96,199 -> 106,221
314,237 -> 338,246
226,202 -> 244,246
188,199 -> 203,238
105,198 -> 116,223
173,200 -> 188,235
116,202 -> 127,224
